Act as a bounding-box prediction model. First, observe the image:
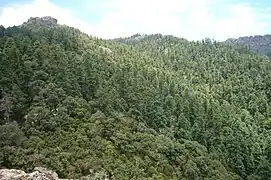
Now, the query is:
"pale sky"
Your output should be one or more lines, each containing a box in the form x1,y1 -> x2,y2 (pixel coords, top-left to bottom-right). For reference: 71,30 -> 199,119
0,0 -> 271,41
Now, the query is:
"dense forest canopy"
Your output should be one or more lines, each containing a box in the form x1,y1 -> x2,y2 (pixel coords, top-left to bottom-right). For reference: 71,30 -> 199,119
0,17 -> 271,179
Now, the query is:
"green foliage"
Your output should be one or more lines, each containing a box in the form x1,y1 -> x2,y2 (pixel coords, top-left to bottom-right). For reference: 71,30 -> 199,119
0,122 -> 26,168
0,20 -> 271,179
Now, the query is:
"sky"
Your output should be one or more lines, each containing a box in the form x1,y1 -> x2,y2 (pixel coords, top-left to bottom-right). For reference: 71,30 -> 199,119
0,0 -> 271,41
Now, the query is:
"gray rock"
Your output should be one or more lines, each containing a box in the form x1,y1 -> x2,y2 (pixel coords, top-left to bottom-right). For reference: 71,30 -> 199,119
0,169 -> 27,180
0,167 -> 58,180
0,167 -> 110,180
32,167 -> 58,180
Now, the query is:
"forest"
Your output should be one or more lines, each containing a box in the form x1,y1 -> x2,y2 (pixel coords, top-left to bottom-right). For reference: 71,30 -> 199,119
0,18 -> 271,179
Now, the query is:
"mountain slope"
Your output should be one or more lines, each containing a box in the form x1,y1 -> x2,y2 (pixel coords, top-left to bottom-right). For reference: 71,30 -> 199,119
225,34 -> 271,58
1,17 -> 271,179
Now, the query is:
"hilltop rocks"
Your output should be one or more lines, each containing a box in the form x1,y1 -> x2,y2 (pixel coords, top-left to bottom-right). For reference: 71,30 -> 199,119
22,16 -> 58,27
0,167 -> 58,180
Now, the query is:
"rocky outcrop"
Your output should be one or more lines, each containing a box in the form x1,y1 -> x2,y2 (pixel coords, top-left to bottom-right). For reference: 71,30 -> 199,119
0,167 -> 110,180
99,46 -> 112,53
0,169 -> 27,180
0,167 -> 58,180
22,16 -> 58,27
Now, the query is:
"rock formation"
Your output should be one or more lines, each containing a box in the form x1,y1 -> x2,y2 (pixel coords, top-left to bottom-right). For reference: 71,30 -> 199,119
0,167 -> 58,180
22,16 -> 58,27
0,167 -> 110,180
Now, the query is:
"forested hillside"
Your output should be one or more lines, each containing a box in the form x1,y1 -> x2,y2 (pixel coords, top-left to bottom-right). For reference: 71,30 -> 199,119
1,17 -> 271,179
